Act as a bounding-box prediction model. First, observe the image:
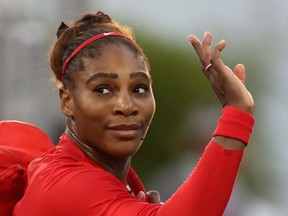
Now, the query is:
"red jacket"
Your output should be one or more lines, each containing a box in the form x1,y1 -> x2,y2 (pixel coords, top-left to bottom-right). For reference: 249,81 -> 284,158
0,121 -> 54,216
1,107 -> 255,216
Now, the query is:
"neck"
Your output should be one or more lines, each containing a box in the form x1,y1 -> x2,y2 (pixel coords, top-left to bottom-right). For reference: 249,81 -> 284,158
66,118 -> 131,182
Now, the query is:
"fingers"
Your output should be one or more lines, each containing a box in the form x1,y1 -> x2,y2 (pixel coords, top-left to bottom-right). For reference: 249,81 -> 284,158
188,32 -> 226,74
136,190 -> 162,204
233,64 -> 246,85
187,32 -> 212,64
209,40 -> 226,74
212,41 -> 246,86
187,34 -> 203,57
201,32 -> 213,68
214,39 -> 226,54
187,32 -> 253,110
188,31 -> 239,83
203,31 -> 212,46
136,191 -> 146,201
147,190 -> 162,204
212,39 -> 226,62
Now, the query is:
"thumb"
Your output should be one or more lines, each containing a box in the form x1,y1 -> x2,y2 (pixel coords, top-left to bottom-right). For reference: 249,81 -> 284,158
234,64 -> 246,85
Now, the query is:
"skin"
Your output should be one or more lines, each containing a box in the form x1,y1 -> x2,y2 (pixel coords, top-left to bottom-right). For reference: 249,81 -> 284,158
60,43 -> 161,203
187,32 -> 254,150
60,44 -> 155,181
59,31 -> 254,204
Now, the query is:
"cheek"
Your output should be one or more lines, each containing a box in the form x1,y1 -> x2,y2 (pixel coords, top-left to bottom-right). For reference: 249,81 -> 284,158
72,94 -> 105,122
78,103 -> 107,122
144,97 -> 156,121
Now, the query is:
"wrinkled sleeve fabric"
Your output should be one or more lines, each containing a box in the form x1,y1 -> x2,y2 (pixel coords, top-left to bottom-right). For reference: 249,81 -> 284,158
45,143 -> 245,216
14,162 -> 162,216
157,141 -> 243,215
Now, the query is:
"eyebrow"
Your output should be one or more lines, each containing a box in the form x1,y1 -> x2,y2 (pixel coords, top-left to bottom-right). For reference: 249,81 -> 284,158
86,72 -> 118,84
129,71 -> 151,80
86,71 -> 151,84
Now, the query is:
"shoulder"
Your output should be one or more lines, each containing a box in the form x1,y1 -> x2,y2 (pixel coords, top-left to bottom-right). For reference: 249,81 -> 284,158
18,157 -> 127,215
29,145 -> 124,192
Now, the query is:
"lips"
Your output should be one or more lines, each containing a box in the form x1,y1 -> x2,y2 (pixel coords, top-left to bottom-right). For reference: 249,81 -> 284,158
107,124 -> 142,139
108,124 -> 141,130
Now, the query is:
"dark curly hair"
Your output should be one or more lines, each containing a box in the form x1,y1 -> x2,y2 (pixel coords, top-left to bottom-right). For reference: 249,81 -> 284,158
49,11 -> 149,88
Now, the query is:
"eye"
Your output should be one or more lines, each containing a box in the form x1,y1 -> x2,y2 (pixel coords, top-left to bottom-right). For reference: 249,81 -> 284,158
94,86 -> 112,94
134,85 -> 148,94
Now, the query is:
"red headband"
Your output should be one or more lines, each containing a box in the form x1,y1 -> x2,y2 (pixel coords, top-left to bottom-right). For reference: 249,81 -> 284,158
62,32 -> 130,81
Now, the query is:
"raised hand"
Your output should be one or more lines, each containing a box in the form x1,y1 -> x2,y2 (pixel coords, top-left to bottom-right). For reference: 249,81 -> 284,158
187,32 -> 254,114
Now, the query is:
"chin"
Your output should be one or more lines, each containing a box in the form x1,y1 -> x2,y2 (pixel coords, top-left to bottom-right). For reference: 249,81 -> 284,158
112,144 -> 142,158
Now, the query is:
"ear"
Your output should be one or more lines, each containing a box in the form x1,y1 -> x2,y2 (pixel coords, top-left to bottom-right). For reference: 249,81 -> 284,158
59,88 -> 74,117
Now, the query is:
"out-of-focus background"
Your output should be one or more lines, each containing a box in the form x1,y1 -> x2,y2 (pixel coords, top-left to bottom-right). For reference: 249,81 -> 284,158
0,0 -> 287,215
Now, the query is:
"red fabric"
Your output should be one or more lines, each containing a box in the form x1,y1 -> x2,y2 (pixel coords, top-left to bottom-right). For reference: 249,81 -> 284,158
213,106 -> 255,145
14,107 -> 255,215
157,141 -> 243,215
0,121 -> 54,170
0,121 -> 54,216
127,166 -> 147,199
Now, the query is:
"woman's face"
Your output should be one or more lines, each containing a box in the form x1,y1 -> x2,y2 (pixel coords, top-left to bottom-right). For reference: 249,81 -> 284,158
62,44 -> 155,159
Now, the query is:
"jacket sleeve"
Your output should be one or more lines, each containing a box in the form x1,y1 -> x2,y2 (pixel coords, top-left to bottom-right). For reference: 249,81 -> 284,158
78,107 -> 254,216
156,106 -> 255,215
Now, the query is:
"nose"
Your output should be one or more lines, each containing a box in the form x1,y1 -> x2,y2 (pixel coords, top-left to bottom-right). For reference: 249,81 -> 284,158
113,92 -> 138,116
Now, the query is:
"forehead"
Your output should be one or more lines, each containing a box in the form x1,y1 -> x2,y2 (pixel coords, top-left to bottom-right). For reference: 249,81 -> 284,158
82,44 -> 149,75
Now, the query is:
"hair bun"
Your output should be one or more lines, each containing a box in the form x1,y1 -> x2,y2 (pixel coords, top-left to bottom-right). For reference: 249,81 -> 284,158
56,22 -> 69,38
76,11 -> 112,26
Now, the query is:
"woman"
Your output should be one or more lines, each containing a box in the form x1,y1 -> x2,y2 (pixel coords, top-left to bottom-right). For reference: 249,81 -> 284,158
13,11 -> 255,215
